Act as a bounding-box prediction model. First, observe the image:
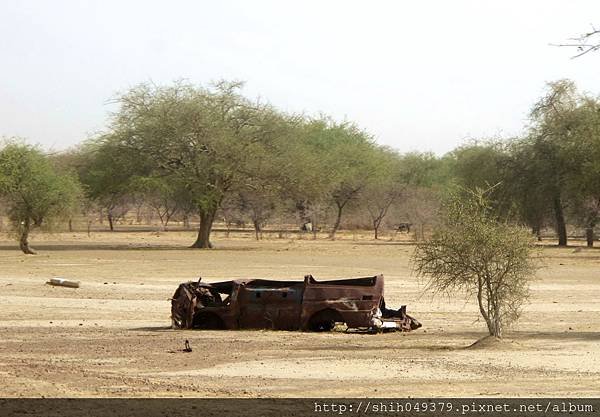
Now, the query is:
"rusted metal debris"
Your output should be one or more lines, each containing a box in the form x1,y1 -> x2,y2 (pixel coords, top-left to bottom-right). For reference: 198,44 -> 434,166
171,275 -> 421,333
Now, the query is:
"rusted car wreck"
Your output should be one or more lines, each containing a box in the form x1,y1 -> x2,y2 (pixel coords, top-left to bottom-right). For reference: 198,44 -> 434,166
171,274 -> 421,332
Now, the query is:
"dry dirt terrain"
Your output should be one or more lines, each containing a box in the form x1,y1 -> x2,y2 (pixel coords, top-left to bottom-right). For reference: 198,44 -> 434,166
0,230 -> 599,397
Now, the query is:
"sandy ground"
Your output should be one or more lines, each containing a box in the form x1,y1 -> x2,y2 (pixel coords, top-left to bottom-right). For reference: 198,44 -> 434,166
0,230 -> 599,397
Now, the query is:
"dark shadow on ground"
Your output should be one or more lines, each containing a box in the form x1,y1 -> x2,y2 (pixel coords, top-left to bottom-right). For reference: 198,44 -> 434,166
57,226 -> 303,234
352,241 -> 416,246
537,243 -> 600,250
0,244 -> 259,252
544,255 -> 600,260
128,326 -> 175,332
511,330 -> 600,342
0,244 -> 186,251
299,330 -> 600,351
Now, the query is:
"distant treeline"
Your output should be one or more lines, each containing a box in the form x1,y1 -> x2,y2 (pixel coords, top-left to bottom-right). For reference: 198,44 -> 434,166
1,79 -> 599,253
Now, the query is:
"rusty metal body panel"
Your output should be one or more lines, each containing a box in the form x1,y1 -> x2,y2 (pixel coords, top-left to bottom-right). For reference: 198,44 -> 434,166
171,274 -> 421,332
299,275 -> 383,330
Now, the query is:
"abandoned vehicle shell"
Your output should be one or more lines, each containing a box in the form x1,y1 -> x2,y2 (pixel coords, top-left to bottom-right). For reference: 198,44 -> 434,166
171,275 -> 421,332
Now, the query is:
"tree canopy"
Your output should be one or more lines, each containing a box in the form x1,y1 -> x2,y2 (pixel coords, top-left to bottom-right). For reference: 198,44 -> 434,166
0,141 -> 81,254
414,187 -> 539,338
2,78 -> 600,250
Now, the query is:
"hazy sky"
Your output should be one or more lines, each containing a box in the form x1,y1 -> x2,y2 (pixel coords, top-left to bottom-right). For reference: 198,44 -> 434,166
1,1 -> 600,154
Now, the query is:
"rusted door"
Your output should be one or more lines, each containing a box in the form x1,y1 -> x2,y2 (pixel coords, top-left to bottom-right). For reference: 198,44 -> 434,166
237,285 -> 303,330
263,286 -> 303,330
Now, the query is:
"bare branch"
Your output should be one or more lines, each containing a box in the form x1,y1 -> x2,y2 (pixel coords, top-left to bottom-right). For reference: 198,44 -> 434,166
553,26 -> 600,58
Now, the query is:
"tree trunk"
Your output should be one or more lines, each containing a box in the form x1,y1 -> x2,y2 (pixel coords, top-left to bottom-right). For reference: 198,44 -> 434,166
183,213 -> 191,230
157,212 -> 167,232
476,277 -> 495,337
253,219 -> 261,241
532,225 -> 542,242
553,196 -> 567,246
135,204 -> 143,223
329,203 -> 344,240
190,208 -> 216,248
107,213 -> 115,232
373,213 -> 385,240
68,218 -> 73,232
586,227 -> 594,247
19,220 -> 36,255
492,301 -> 502,338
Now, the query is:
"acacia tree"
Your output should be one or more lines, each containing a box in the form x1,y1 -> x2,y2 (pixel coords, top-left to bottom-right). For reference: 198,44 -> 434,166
527,80 -> 581,246
449,142 -> 516,208
0,142 -> 81,254
277,119 -> 336,238
386,152 -> 450,240
414,188 -> 539,338
504,139 -> 551,241
78,139 -> 138,231
362,149 -> 406,239
130,175 -> 187,229
329,141 -> 378,238
232,122 -> 300,240
561,96 -> 600,246
107,81 -> 291,248
393,186 -> 440,241
238,188 -> 276,240
295,119 -> 378,240
517,80 -> 600,247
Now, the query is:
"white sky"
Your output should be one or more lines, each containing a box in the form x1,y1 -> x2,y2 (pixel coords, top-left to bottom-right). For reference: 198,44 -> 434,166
1,1 -> 599,155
